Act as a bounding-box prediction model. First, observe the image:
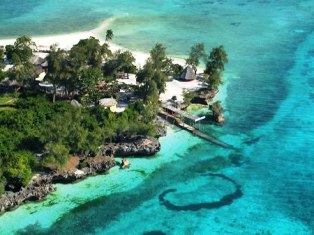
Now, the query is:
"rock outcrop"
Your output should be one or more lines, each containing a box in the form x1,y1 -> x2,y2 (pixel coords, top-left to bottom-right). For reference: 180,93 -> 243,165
99,135 -> 161,157
0,134 -> 161,213
0,175 -> 55,213
120,159 -> 131,169
154,117 -> 167,137
0,156 -> 115,213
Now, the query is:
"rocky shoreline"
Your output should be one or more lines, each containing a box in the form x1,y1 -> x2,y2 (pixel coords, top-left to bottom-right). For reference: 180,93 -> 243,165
99,135 -> 161,157
0,135 -> 162,214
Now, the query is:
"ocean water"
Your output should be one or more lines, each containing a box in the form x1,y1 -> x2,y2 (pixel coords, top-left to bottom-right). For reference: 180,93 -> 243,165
1,0 -> 314,234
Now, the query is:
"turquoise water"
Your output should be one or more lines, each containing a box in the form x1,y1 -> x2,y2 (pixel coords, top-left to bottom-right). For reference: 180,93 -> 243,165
1,0 -> 314,234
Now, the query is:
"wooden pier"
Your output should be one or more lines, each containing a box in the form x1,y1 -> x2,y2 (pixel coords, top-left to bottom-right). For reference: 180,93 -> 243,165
159,105 -> 234,149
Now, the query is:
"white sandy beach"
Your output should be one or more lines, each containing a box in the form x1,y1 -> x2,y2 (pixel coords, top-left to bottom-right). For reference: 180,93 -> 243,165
0,18 -> 204,103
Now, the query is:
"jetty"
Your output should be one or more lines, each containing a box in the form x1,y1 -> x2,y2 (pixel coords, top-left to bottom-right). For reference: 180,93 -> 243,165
159,104 -> 234,149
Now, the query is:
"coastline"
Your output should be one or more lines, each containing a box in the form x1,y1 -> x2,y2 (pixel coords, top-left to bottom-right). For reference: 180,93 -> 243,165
0,17 -> 203,103
0,16 -> 229,218
0,134 -> 162,214
1,1 -> 314,234
0,17 -> 185,68
0,127 -> 205,233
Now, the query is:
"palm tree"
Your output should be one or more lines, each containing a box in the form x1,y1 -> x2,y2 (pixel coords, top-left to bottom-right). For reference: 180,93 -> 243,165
106,29 -> 114,41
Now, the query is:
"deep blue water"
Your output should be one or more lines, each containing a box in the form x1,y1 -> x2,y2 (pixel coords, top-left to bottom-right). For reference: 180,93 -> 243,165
0,0 -> 314,234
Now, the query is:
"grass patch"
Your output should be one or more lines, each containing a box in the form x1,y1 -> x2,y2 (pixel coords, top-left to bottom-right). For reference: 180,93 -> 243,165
0,93 -> 18,105
0,106 -> 16,111
0,96 -> 14,104
0,93 -> 18,111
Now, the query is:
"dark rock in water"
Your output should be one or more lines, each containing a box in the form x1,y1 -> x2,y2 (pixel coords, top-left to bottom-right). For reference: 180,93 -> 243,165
190,89 -> 218,105
99,135 -> 161,158
120,159 -> 131,169
156,125 -> 167,138
81,156 -> 116,175
217,113 -> 225,123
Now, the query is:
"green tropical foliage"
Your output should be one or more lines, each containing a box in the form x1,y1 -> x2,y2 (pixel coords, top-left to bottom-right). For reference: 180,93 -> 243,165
0,47 -> 6,80
186,43 -> 206,74
204,45 -> 228,89
5,36 -> 36,86
0,92 -> 157,193
103,50 -> 137,78
0,47 -> 5,70
106,29 -> 114,41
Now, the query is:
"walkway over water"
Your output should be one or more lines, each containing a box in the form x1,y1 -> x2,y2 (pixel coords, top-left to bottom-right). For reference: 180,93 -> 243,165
159,105 -> 234,149
161,104 -> 205,123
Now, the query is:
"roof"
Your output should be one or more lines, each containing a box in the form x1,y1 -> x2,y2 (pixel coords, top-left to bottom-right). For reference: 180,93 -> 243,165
180,66 -> 196,81
31,56 -> 46,65
35,72 -> 46,82
41,61 -> 48,67
99,98 -> 117,107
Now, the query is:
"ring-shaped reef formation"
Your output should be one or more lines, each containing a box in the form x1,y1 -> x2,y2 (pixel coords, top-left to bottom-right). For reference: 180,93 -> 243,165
159,173 -> 243,211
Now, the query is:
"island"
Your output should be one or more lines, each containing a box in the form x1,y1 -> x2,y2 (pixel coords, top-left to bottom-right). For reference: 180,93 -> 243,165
0,33 -> 228,213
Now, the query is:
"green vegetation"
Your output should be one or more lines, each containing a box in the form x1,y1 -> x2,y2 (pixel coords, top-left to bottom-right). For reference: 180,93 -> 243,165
0,35 -> 230,195
136,43 -> 172,118
0,36 -> 162,194
183,90 -> 196,106
0,93 -> 156,192
103,50 -> 137,78
170,63 -> 183,78
106,29 -> 114,42
0,95 -> 15,104
204,45 -> 228,89
0,93 -> 18,112
186,43 -> 206,74
0,52 -> 5,82
185,44 -> 228,90
6,36 -> 36,86
137,43 -> 170,95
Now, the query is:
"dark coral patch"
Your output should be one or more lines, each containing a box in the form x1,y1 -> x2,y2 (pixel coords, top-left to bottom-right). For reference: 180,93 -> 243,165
159,173 -> 242,211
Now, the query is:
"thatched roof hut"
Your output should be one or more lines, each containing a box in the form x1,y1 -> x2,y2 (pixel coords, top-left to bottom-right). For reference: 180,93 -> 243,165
180,66 -> 196,81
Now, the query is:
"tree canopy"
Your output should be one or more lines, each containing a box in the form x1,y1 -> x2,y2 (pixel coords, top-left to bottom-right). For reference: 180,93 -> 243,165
78,67 -> 103,103
45,45 -> 67,102
5,36 -> 36,86
186,43 -> 206,74
149,43 -> 172,71
69,36 -> 110,68
6,36 -> 35,64
0,48 -> 5,80
103,50 -> 137,78
106,29 -> 114,41
0,92 -> 157,193
204,45 -> 228,90
0,47 -> 5,69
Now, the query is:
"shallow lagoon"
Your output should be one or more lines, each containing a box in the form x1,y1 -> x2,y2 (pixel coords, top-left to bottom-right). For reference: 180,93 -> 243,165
1,0 -> 314,234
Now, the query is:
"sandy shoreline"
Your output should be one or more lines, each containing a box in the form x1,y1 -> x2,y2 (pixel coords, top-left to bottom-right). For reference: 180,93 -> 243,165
0,18 -> 206,103
0,17 -> 186,68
